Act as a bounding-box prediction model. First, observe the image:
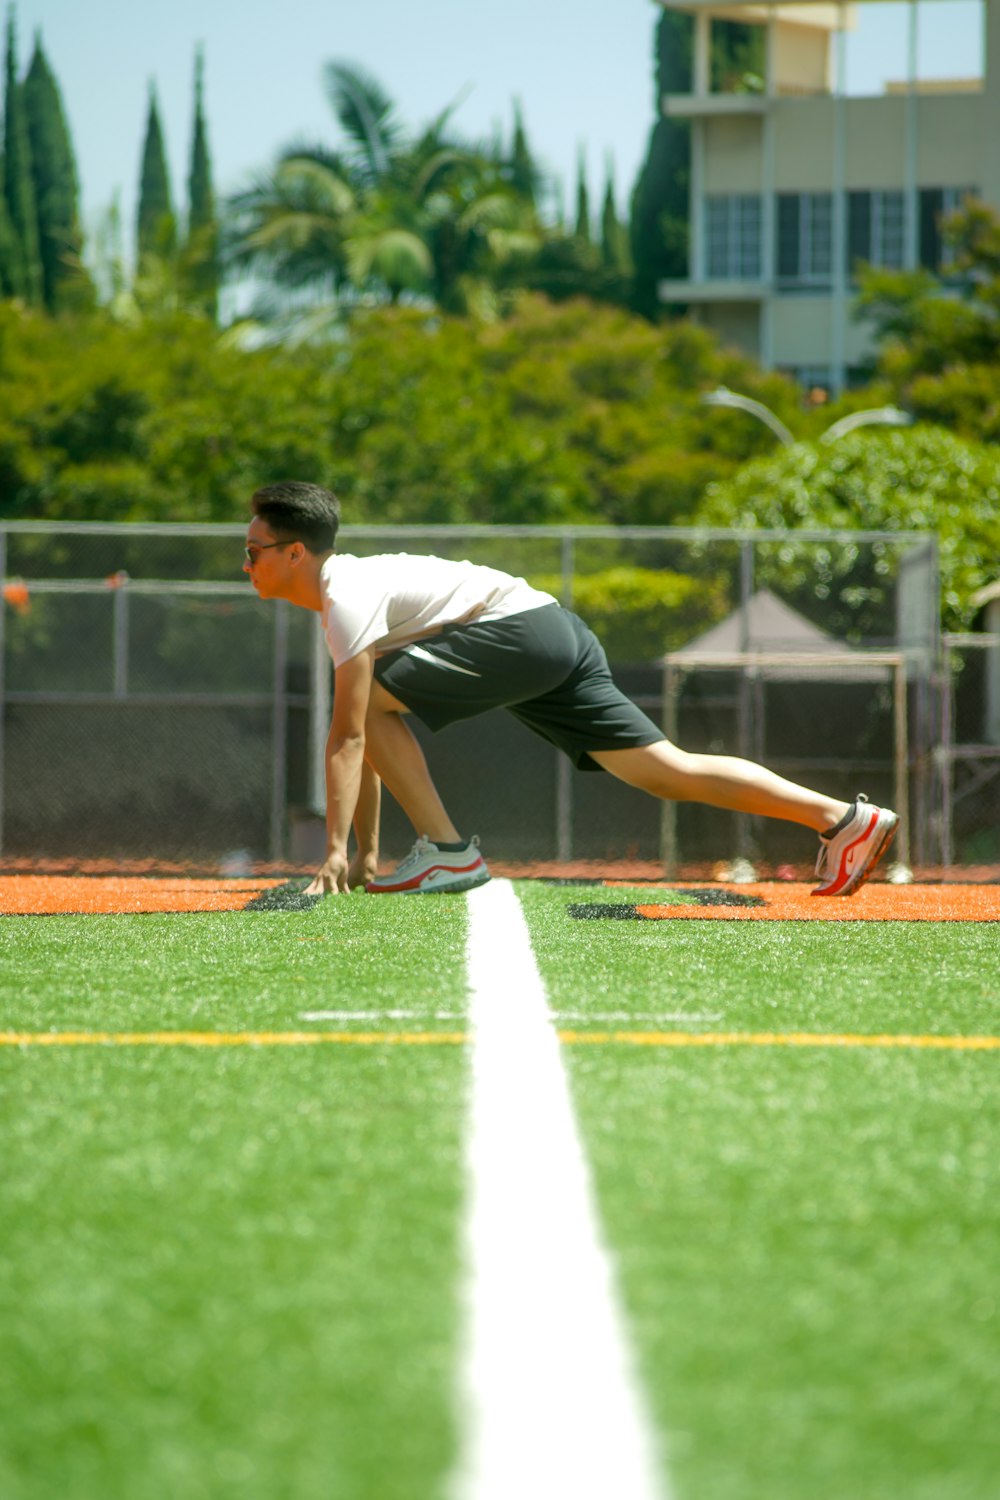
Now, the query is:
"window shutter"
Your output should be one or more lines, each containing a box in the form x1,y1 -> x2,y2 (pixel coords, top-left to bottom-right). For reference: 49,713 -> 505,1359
848,192 -> 871,275
919,189 -> 944,271
777,195 -> 800,278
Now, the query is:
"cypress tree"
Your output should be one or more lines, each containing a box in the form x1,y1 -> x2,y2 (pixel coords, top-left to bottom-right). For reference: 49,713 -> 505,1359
574,147 -> 591,243
185,46 -> 217,318
3,7 -> 42,303
600,161 -> 628,272
136,85 -> 176,264
629,9 -> 693,317
508,98 -> 537,206
0,161 -> 17,294
23,32 -> 83,311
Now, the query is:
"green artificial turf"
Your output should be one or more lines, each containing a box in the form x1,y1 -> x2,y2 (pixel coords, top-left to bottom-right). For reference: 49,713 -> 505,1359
520,885 -> 1000,1036
518,884 -> 1000,1500
6,884 -> 1000,1500
0,898 -> 468,1034
0,900 -> 468,1500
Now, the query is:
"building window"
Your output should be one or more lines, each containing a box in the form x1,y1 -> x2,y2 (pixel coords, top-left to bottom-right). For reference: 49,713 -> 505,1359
776,193 -> 833,284
848,190 -> 905,272
920,187 -> 977,271
705,195 -> 761,279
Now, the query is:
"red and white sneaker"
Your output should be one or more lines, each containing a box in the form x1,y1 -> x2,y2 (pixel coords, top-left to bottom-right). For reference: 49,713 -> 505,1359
366,836 -> 490,895
812,795 -> 899,897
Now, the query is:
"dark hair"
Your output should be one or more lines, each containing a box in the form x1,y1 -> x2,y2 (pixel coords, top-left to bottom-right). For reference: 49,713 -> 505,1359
250,482 -> 340,554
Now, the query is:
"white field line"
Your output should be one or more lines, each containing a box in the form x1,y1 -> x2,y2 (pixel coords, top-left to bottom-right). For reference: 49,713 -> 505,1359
453,878 -> 668,1500
300,1009 -> 720,1024
300,1009 -> 465,1021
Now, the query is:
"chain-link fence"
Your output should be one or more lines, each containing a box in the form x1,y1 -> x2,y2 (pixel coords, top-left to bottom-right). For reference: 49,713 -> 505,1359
1,519 -> 972,873
937,632 -> 1000,869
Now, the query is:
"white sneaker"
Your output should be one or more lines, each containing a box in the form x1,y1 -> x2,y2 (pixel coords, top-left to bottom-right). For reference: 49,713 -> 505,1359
812,795 -> 899,897
366,836 -> 491,895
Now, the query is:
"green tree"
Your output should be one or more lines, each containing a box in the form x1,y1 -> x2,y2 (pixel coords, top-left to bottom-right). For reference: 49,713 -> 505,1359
23,32 -> 86,311
710,17 -> 766,93
629,8 -> 692,317
3,7 -> 42,303
574,147 -> 590,243
699,426 -> 1000,632
227,61 -> 539,325
185,46 -> 218,319
600,161 -> 629,273
0,294 -> 797,527
507,98 -> 538,206
137,85 -> 176,264
0,175 -> 17,294
854,200 -> 1000,440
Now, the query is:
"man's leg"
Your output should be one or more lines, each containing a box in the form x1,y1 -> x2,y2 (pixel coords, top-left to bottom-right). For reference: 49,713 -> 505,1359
589,740 -> 849,832
364,680 -> 463,842
362,680 -> 490,894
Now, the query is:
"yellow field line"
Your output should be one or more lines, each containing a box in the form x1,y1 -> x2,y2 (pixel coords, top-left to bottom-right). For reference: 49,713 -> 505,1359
559,1031 -> 1000,1051
0,1029 -> 998,1051
0,1030 -> 467,1047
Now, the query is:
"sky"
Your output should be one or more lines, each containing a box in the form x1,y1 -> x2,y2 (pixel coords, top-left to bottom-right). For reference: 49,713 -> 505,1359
13,0 -> 986,260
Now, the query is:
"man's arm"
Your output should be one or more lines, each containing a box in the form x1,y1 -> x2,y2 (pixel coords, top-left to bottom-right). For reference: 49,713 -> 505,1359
348,760 -> 381,889
306,646 -> 376,895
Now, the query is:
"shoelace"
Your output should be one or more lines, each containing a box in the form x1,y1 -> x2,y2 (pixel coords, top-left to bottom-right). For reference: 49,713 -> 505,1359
395,836 -> 437,874
393,835 -> 479,876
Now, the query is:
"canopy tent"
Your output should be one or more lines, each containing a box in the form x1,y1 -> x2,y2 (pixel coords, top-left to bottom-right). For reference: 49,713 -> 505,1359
664,587 -> 891,681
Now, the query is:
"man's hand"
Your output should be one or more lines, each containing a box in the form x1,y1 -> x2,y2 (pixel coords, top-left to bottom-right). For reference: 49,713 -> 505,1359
305,850 -> 351,896
347,850 -> 379,890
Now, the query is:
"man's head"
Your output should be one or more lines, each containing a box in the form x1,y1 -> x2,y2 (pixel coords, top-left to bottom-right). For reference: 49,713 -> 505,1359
250,481 -> 340,553
244,482 -> 340,604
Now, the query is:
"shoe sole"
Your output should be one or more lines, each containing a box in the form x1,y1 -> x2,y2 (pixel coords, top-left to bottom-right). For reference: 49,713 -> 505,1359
367,866 -> 491,896
812,813 -> 899,897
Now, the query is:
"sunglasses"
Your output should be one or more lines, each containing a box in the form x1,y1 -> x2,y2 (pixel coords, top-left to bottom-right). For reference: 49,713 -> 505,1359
244,540 -> 291,565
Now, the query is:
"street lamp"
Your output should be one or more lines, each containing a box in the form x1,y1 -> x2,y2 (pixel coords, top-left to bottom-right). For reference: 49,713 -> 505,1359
701,386 -> 913,446
701,386 -> 795,447
818,406 -> 914,443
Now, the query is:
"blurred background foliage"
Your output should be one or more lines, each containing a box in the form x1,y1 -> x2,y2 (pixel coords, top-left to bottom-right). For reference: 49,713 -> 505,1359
2,10 -> 1000,636
0,296 -> 799,528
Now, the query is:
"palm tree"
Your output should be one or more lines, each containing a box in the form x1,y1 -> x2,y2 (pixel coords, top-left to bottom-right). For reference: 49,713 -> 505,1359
225,62 -> 539,328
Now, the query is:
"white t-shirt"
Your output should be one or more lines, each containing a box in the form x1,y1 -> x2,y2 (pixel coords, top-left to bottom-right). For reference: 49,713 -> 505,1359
320,552 -> 557,668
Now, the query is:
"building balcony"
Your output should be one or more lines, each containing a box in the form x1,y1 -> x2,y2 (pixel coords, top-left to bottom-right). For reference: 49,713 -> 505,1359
659,278 -> 769,302
663,91 -> 769,118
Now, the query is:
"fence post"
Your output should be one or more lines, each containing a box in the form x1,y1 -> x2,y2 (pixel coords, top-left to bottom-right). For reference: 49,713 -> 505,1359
893,655 -> 911,869
556,531 -> 575,861
736,539 -> 755,860
113,583 -> 129,699
310,614 -> 331,816
0,530 -> 6,856
270,600 -> 290,864
660,662 -> 680,876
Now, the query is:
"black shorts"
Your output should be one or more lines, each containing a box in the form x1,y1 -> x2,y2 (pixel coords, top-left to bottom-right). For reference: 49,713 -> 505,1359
373,603 -> 663,771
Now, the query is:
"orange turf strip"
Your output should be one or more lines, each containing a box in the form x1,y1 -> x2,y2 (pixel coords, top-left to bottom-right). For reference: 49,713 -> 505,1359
0,875 -> 998,920
629,881 -> 1000,922
0,876 -> 285,915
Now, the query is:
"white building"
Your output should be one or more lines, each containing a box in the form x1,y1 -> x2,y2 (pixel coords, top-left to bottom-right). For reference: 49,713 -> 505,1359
657,0 -> 998,392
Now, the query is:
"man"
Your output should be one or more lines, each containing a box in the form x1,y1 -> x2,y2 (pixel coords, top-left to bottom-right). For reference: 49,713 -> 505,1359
243,481 -> 898,898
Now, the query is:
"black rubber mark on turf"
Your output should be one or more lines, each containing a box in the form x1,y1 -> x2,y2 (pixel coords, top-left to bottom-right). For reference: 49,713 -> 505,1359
568,890 -> 766,920
569,903 -> 646,920
682,888 -> 766,908
243,880 -> 324,912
